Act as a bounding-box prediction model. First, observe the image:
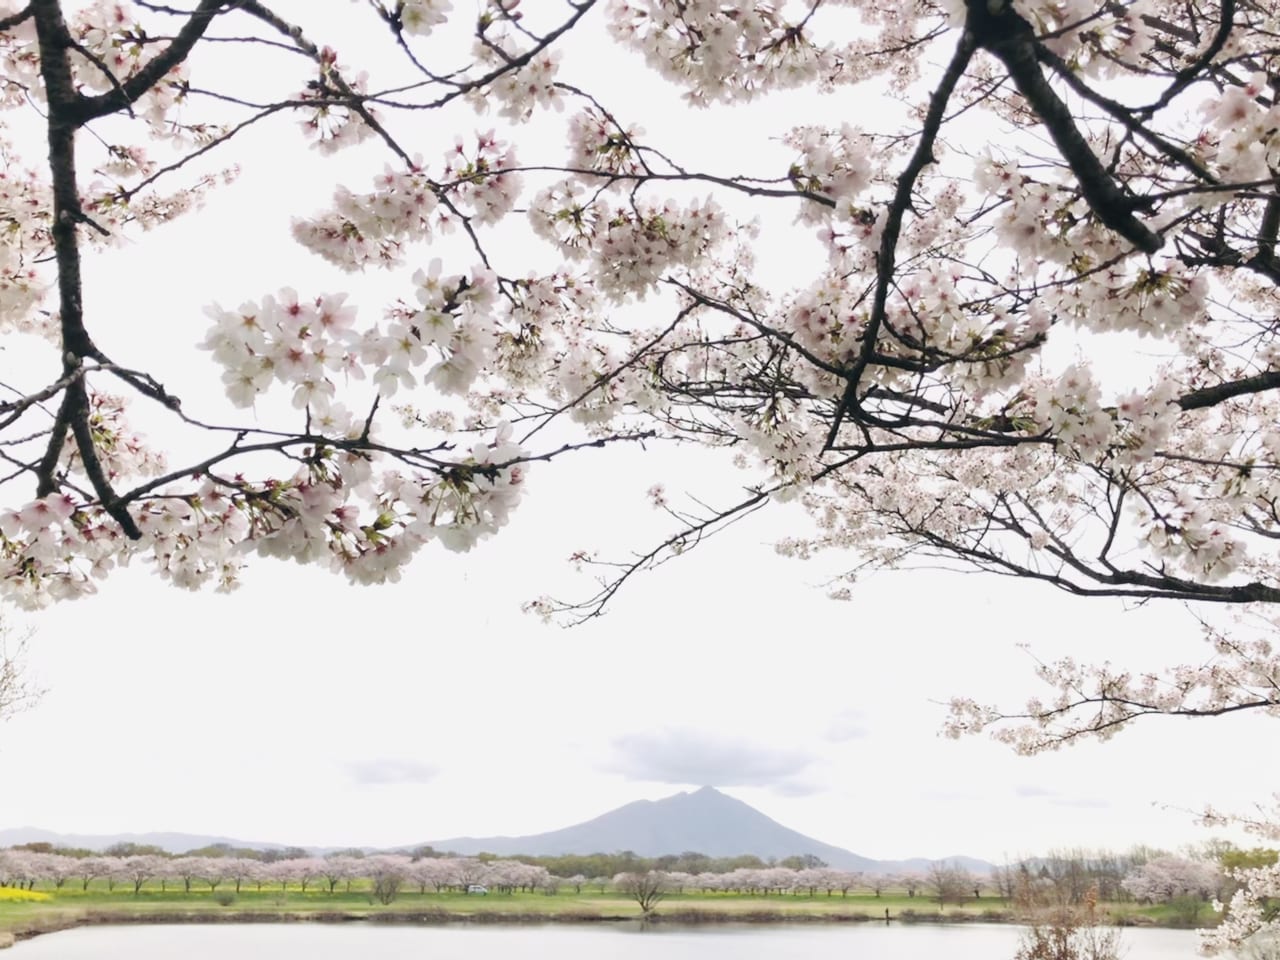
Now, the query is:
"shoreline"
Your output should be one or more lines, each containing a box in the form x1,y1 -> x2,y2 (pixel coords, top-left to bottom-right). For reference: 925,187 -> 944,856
0,905 -> 1176,949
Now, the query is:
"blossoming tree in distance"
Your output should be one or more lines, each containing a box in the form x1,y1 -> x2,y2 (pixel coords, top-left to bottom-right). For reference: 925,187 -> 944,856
1,0 -> 1278,946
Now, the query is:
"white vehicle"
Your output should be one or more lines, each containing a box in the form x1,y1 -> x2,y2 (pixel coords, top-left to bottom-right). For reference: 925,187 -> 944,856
466,884 -> 488,895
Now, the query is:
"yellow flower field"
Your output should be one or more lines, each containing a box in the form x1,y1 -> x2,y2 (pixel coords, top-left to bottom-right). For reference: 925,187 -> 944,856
0,887 -> 51,902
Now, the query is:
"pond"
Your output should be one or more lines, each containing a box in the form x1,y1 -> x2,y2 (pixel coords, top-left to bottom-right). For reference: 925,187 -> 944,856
6,921 -> 1204,959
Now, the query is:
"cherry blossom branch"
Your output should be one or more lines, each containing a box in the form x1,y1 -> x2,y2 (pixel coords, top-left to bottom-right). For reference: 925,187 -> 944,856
115,103 -> 291,202
899,507 -> 1280,605
70,0 -> 229,123
1033,43 -> 1217,184
529,485 -> 774,624
824,31 -> 976,451
945,620 -> 1280,754
970,0 -> 1163,253
1143,0 -> 1238,113
0,3 -> 32,31
1178,371 -> 1280,411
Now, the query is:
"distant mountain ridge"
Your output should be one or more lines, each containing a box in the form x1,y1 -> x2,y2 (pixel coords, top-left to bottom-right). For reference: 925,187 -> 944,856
1,788 -> 994,875
420,787 -> 992,875
0,827 -> 288,854
423,786 -> 878,870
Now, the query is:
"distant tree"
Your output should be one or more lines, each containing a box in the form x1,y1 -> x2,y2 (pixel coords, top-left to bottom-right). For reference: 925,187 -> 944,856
609,851 -> 648,876
714,855 -> 768,873
902,872 -> 923,898
182,843 -> 229,858
43,854 -> 82,890
199,858 -> 231,892
0,849 -> 36,889
674,852 -> 712,875
262,859 -> 298,893
260,847 -> 309,864
927,862 -> 974,907
1121,856 -> 1221,904
118,855 -> 164,895
993,865 -> 1020,902
292,858 -> 326,894
452,858 -> 489,892
168,857 -> 204,894
1041,850 -> 1098,906
224,858 -> 259,895
832,870 -> 862,898
780,854 -> 827,870
615,871 -> 669,915
411,857 -> 456,893
104,843 -> 166,858
75,856 -> 112,892
796,868 -> 824,897
13,842 -> 53,854
366,855 -> 411,906
322,855 -> 361,895
1220,847 -> 1280,873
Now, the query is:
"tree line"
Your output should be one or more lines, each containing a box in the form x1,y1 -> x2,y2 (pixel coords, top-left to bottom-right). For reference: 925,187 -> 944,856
2,841 -> 1273,913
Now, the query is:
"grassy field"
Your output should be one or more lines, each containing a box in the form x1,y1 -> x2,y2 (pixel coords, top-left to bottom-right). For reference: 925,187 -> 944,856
0,884 -> 1213,943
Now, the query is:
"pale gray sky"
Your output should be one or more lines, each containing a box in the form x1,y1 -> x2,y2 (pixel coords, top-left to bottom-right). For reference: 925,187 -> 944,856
3,457 -> 1267,861
0,1 -> 1270,866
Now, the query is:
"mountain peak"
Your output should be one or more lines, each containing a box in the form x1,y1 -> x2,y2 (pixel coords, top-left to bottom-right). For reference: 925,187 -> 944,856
424,787 -> 882,871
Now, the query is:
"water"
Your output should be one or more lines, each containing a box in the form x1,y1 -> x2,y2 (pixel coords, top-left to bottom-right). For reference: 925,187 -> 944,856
6,921 -> 1202,958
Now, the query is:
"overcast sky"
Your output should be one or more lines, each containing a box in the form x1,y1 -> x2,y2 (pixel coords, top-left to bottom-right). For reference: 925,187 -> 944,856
0,1 -> 1271,866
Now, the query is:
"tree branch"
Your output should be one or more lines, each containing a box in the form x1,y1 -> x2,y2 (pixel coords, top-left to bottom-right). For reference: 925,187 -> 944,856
967,0 -> 1163,253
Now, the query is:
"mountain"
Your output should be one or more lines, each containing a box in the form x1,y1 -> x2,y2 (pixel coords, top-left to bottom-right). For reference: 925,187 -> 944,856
0,827 -> 288,855
424,786 -> 984,874
2,789 -> 995,874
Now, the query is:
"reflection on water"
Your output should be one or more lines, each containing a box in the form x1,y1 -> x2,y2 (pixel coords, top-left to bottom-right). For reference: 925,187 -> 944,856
7,921 -> 1203,959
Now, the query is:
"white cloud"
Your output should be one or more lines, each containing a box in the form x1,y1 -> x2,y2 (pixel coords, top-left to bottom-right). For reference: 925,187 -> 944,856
824,709 -> 870,742
345,759 -> 440,786
604,728 -> 820,795
1014,784 -> 1110,809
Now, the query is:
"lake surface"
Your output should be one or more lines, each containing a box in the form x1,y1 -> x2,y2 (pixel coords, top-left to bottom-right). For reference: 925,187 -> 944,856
6,921 -> 1204,959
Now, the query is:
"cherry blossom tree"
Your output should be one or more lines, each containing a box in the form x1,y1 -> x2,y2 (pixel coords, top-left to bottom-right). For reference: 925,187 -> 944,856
365,854 -> 412,905
1121,855 -> 1221,904
614,870 -> 668,915
409,856 -> 454,894
0,0 -> 1267,613
321,854 -> 361,895
3,0 -> 1280,948
75,855 -> 112,891
118,854 -> 164,895
224,857 -> 259,894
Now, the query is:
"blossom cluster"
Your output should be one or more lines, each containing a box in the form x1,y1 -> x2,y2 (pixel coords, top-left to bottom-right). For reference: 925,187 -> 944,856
784,125 -> 873,225
566,109 -> 645,176
294,132 -> 520,271
398,0 -> 453,37
0,422 -> 527,606
607,1 -> 841,104
201,273 -> 497,409
297,49 -> 379,155
293,164 -> 441,271
1199,72 -> 1279,184
529,182 -> 728,300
